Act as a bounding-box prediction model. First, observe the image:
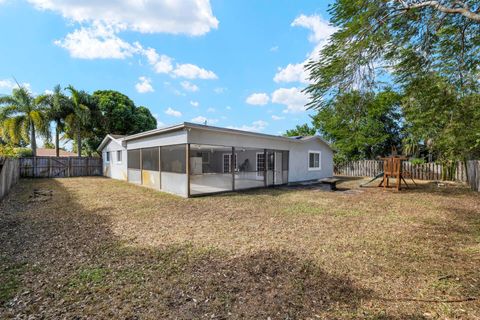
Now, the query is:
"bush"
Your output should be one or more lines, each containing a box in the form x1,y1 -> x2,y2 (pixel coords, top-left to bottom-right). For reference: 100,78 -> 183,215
0,145 -> 33,158
409,158 -> 426,165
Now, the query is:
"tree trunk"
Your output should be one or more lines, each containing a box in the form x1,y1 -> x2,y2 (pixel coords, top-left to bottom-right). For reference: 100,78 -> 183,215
77,129 -> 82,157
55,123 -> 60,157
30,121 -> 37,156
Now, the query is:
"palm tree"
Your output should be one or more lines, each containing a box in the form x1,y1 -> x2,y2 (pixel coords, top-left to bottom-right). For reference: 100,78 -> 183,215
42,85 -> 71,157
65,85 -> 90,157
0,87 -> 49,156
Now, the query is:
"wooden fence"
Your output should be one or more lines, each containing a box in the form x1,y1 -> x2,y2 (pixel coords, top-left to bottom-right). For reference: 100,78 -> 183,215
334,160 -> 468,182
466,160 -> 480,191
0,157 -> 20,200
19,157 -> 102,178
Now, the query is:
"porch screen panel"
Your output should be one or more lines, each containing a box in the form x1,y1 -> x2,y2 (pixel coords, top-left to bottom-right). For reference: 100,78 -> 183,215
127,149 -> 141,184
141,147 -> 159,171
127,149 -> 141,169
282,151 -> 289,183
160,144 -> 186,173
235,147 -> 266,190
189,144 -> 233,195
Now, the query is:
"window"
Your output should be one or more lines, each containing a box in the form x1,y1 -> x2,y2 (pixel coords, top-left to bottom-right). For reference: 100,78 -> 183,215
308,151 -> 321,170
201,152 -> 210,164
223,154 -> 237,173
256,153 -> 265,176
105,151 -> 110,163
117,150 -> 122,163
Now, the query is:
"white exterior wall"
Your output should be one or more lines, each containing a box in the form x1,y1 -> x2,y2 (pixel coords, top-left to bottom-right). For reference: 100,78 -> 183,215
102,139 -> 128,181
127,130 -> 187,150
187,128 -> 334,183
288,139 -> 334,182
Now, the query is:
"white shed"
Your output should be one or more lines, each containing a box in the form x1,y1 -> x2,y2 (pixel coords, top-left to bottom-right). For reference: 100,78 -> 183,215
97,122 -> 334,197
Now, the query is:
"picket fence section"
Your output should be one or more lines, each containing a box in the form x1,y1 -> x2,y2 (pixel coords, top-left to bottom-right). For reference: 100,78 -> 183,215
334,160 -> 468,182
20,157 -> 102,178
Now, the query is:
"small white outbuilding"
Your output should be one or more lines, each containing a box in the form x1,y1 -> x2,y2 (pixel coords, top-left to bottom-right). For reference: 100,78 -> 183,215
98,122 -> 334,197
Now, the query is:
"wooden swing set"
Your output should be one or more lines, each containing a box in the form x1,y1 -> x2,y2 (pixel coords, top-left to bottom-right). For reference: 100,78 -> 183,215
379,156 -> 417,191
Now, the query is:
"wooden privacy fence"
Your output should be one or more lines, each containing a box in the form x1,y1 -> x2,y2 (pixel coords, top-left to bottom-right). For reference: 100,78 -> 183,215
335,160 -> 469,182
20,157 -> 102,178
466,160 -> 480,191
0,157 -> 20,200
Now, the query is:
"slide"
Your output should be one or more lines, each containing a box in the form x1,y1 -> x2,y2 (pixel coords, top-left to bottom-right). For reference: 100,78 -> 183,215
360,172 -> 384,187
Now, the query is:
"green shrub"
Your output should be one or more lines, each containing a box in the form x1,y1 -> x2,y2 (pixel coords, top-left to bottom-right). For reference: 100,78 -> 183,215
409,158 -> 426,165
0,145 -> 33,158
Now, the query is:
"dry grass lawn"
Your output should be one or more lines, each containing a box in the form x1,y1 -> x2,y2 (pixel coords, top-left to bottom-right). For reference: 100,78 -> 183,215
0,177 -> 479,319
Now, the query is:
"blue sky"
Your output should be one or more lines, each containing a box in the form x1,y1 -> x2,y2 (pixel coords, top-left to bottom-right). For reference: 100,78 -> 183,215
0,0 -> 336,139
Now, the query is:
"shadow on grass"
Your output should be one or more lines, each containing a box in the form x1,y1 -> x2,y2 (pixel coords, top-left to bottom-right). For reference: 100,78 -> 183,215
0,178 -> 430,319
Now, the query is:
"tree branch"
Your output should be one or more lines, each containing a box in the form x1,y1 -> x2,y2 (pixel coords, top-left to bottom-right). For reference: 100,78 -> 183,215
395,0 -> 480,21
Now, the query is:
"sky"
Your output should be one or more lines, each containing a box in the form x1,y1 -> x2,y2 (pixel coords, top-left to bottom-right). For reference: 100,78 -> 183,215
0,0 -> 337,138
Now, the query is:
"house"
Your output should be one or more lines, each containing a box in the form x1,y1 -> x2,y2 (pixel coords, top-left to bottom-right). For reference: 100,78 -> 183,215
97,122 -> 334,197
36,148 -> 77,157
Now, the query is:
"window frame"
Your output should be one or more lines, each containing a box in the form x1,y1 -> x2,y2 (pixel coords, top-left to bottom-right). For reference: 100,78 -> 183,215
256,152 -> 265,177
105,151 -> 110,163
222,153 -> 237,173
308,150 -> 321,171
116,150 -> 122,164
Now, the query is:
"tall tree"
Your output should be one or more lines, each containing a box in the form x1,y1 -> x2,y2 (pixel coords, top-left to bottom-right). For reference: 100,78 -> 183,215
284,124 -> 317,137
305,0 -> 480,105
65,85 -> 91,157
312,90 -> 402,161
0,87 -> 49,156
305,0 -> 480,161
41,85 -> 72,157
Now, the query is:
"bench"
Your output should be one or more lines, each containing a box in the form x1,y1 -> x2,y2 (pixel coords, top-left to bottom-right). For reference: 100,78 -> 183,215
318,178 -> 341,191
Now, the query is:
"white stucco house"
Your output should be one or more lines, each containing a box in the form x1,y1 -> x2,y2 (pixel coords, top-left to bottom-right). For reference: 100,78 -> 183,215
98,122 -> 334,197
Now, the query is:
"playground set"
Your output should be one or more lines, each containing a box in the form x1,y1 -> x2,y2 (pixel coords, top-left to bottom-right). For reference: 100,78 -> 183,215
360,155 -> 417,191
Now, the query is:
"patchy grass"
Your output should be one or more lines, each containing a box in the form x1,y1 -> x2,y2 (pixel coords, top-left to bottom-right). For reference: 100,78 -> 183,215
0,176 -> 479,319
0,257 -> 25,306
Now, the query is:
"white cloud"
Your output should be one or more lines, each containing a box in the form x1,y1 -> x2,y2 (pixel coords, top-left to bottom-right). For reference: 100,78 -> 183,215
135,76 -> 154,93
37,1 -> 219,78
44,89 -> 54,95
190,100 -> 199,107
143,49 -> 173,74
225,106 -> 231,110
207,107 -> 215,113
271,115 -> 285,120
214,87 -> 225,94
172,63 -> 217,80
274,14 -> 337,84
270,46 -> 279,52
228,120 -> 268,132
246,92 -> 270,106
0,79 -> 31,93
191,116 -> 218,125
291,14 -> 337,44
180,81 -> 199,92
165,107 -> 182,117
271,87 -> 309,113
28,0 -> 218,36
142,48 -> 217,80
54,23 -> 139,59
274,63 -> 308,84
